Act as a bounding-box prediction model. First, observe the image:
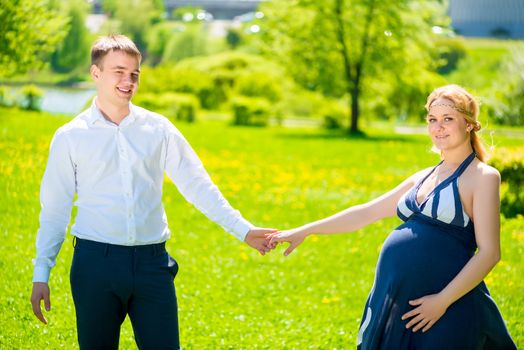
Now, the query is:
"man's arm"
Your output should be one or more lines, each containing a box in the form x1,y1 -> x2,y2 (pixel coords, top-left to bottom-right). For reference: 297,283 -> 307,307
164,124 -> 275,254
31,130 -> 76,323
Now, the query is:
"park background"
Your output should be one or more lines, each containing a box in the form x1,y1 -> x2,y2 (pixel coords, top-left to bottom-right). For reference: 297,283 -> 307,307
1,0 -> 523,348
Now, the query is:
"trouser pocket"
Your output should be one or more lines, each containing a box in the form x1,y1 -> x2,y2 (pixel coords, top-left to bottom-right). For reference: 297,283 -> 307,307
166,252 -> 179,278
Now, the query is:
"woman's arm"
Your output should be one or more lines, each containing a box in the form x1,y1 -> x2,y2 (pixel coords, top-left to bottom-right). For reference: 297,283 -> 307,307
402,168 -> 501,332
270,171 -> 423,256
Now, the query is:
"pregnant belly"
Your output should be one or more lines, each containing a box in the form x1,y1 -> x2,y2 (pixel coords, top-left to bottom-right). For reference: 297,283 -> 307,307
374,220 -> 474,292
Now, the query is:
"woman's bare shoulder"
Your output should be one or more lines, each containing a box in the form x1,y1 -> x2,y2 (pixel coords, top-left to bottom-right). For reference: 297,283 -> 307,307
466,159 -> 501,187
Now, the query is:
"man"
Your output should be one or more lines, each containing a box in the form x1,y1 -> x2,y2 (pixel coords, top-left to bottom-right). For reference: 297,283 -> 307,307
30,34 -> 275,349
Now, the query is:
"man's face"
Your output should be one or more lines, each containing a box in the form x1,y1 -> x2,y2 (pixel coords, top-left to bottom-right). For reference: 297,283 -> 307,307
91,50 -> 140,107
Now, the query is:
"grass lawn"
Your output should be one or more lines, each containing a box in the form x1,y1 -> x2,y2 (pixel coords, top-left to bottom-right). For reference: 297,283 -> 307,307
0,108 -> 522,349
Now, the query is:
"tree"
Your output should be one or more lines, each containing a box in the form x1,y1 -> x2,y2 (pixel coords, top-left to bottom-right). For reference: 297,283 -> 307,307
50,0 -> 90,73
259,0 -> 448,133
103,0 -> 165,55
0,0 -> 67,77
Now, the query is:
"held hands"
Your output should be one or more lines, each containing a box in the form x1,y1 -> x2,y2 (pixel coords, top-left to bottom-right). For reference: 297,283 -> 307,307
245,227 -> 279,255
401,293 -> 450,332
267,228 -> 309,256
31,282 -> 51,324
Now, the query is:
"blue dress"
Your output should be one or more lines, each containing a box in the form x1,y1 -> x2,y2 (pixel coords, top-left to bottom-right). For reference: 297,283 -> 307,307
357,153 -> 516,350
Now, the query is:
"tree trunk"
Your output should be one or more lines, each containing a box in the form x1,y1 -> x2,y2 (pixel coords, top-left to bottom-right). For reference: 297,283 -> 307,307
350,85 -> 360,133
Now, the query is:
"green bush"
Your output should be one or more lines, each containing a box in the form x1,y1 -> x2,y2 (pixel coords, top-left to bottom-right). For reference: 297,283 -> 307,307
162,23 -> 208,63
140,65 -> 216,109
0,86 -> 9,107
177,52 -> 289,109
231,96 -> 271,126
133,92 -> 199,123
234,71 -> 282,102
146,22 -> 181,66
490,147 -> 524,218
322,101 -> 348,130
19,85 -> 43,111
435,37 -> 467,74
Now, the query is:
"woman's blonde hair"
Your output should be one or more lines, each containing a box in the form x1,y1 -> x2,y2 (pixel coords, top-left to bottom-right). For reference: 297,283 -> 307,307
425,84 -> 488,162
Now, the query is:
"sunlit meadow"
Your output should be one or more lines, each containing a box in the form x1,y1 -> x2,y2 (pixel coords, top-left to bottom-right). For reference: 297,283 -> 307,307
0,108 -> 522,349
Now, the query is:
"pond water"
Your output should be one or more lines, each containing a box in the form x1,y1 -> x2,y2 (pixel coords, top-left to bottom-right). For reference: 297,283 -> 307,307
2,85 -> 96,115
40,87 -> 96,115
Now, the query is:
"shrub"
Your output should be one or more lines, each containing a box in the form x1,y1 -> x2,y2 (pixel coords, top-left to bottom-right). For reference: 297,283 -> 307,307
231,96 -> 271,126
140,66 -> 215,110
490,147 -> 524,218
177,52 -> 289,109
19,85 -> 43,111
0,86 -> 9,107
162,23 -> 208,63
146,22 -> 181,66
322,101 -> 348,130
133,92 -> 199,123
234,71 -> 282,102
435,37 -> 467,74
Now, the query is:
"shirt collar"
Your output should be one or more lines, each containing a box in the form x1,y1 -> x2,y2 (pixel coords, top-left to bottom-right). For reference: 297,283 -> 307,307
88,97 -> 137,126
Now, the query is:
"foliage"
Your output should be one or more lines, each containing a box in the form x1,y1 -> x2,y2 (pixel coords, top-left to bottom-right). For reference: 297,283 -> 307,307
435,37 -> 468,74
234,71 -> 282,102
258,0 -> 449,133
133,92 -> 199,123
0,86 -> 10,107
368,69 -> 447,122
445,39 -> 514,95
139,65 -> 215,108
104,0 -> 165,53
146,22 -> 180,66
143,52 -> 291,110
490,147 -> 524,218
0,108 -> 522,348
0,0 -> 67,77
322,101 -> 349,130
487,47 -> 524,126
162,23 -> 208,63
226,28 -> 243,49
231,96 -> 271,126
50,0 -> 91,73
19,85 -> 43,111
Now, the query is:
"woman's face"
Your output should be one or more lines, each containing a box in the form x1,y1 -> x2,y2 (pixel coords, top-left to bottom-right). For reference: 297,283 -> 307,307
426,98 -> 471,152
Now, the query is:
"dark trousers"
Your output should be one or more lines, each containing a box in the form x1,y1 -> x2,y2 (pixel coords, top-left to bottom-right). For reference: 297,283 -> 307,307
70,237 -> 180,350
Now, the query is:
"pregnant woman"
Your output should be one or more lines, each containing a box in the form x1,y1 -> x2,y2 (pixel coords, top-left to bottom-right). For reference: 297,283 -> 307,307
270,85 -> 516,349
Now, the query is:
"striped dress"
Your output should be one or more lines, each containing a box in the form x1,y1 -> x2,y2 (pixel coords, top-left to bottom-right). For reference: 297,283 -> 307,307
357,153 -> 516,350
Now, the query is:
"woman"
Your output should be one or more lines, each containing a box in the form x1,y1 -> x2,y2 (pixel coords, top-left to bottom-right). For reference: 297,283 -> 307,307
269,85 -> 516,349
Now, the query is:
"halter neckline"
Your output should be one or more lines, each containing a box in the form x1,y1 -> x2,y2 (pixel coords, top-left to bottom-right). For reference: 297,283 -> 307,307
415,152 -> 476,209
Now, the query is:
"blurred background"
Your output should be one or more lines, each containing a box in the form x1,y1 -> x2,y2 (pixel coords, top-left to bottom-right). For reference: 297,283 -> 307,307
0,1 -> 522,349
1,0 -> 523,131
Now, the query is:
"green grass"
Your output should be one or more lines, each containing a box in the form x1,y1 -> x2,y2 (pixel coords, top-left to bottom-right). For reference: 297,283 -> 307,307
0,108 -> 522,349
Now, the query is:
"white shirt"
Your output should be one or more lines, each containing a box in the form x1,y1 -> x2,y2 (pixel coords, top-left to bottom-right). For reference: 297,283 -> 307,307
33,100 -> 253,283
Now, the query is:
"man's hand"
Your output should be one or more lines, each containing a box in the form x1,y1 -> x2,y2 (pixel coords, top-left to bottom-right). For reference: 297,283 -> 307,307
245,227 -> 278,255
31,282 -> 51,324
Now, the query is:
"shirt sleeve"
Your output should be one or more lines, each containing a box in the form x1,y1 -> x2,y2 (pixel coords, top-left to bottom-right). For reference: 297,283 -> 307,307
164,124 -> 253,241
33,129 -> 76,283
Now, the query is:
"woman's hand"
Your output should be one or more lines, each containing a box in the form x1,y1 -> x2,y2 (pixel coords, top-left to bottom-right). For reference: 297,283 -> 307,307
401,293 -> 450,332
267,228 -> 309,256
